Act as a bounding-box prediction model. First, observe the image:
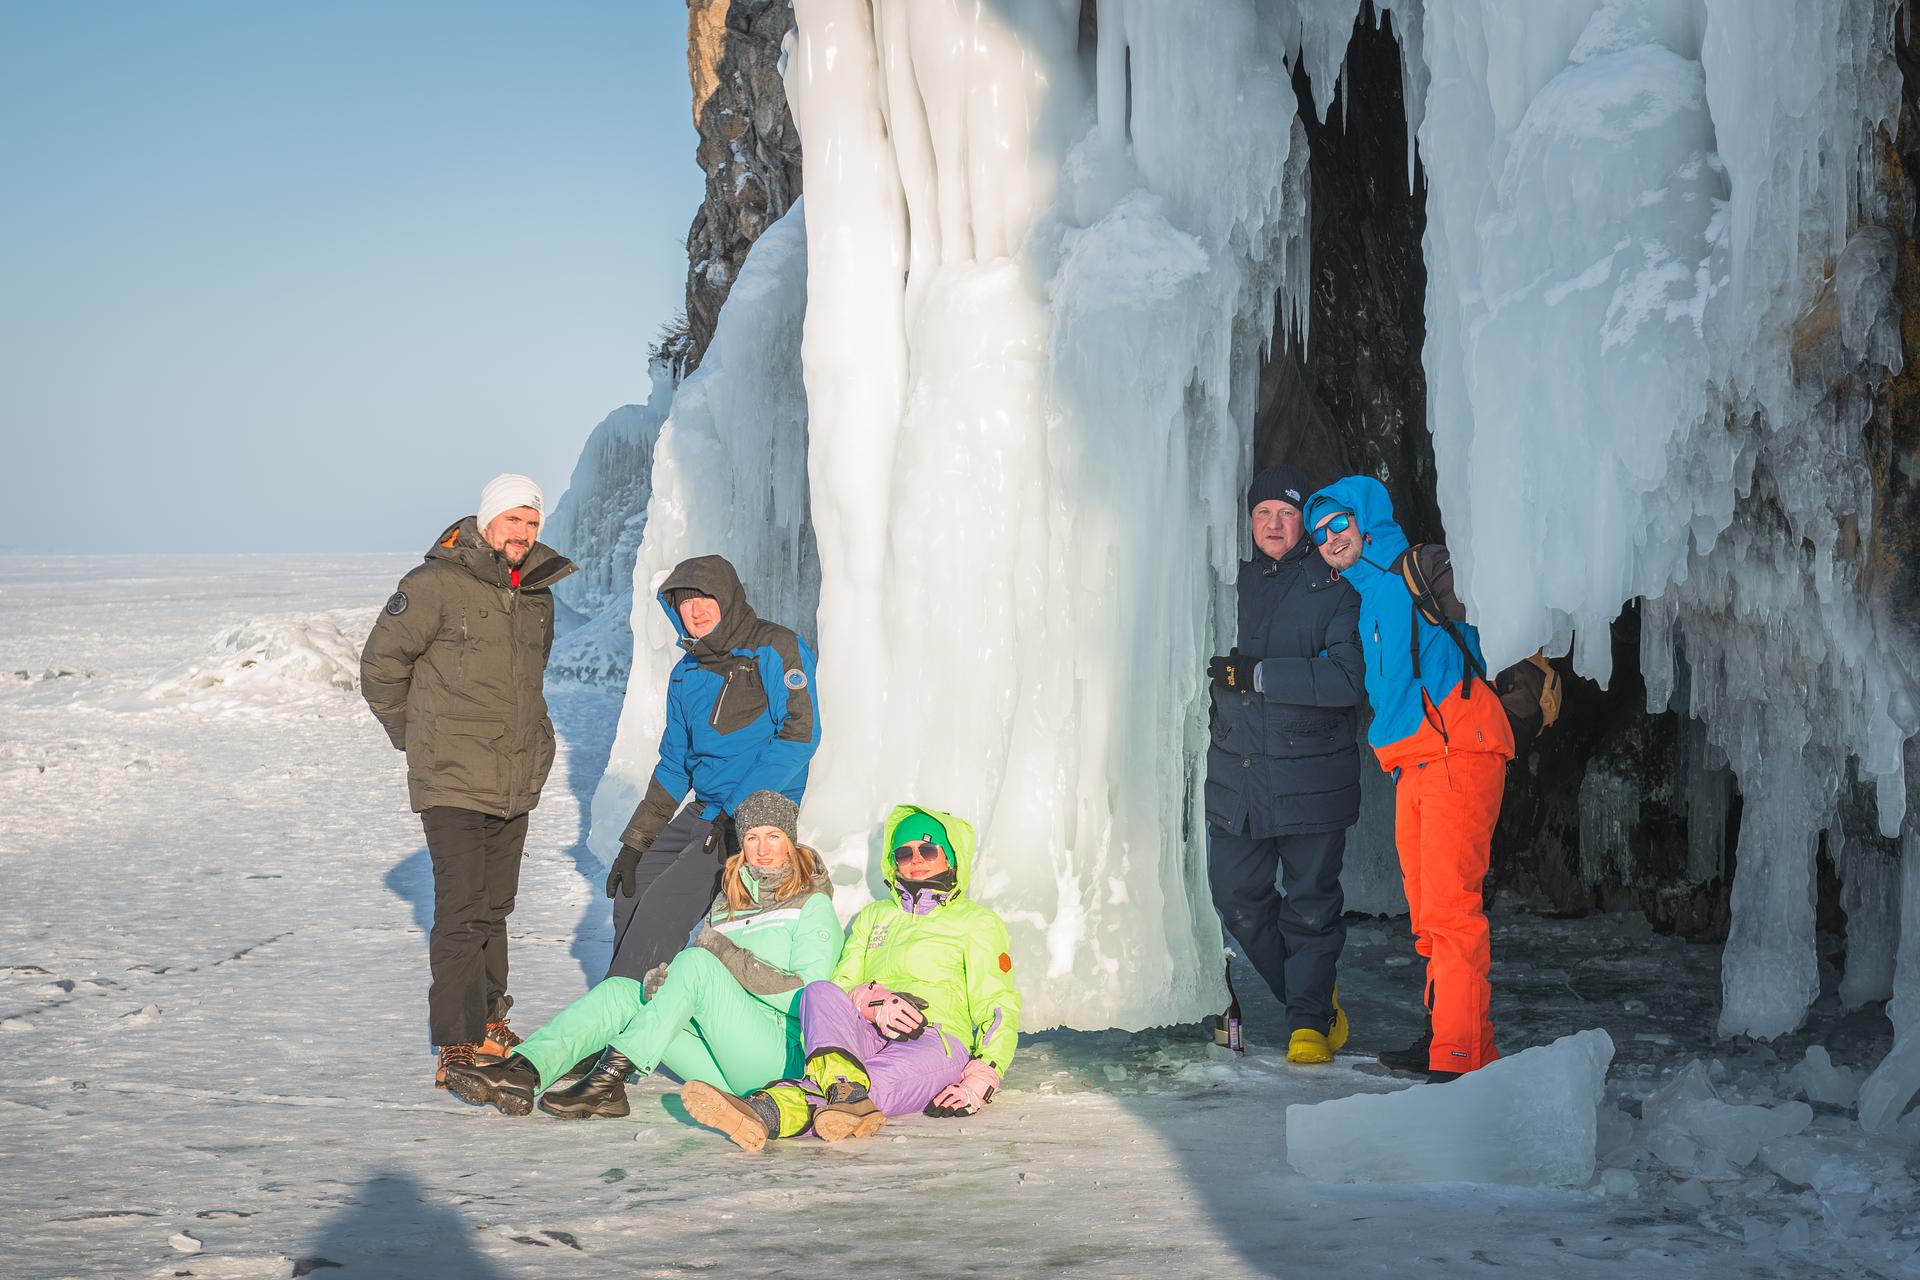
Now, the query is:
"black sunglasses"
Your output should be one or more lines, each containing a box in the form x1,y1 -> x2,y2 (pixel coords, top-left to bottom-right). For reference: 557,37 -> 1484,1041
1311,512 -> 1355,546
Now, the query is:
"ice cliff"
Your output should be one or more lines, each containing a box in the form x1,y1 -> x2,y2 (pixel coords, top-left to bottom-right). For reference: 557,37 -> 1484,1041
573,0 -> 1920,1123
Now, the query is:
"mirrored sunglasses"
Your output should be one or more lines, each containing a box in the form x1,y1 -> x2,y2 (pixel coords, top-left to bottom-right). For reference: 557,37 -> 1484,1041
1311,511 -> 1355,546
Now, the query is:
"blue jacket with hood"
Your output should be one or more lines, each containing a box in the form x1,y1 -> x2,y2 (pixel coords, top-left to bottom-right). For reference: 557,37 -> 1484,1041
618,555 -> 819,851
1302,477 -> 1504,763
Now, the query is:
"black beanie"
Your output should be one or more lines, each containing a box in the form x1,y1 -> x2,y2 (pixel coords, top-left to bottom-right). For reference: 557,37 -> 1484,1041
1247,464 -> 1312,514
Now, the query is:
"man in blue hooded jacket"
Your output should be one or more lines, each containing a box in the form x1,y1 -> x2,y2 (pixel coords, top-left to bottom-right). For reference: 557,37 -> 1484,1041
1303,477 -> 1512,1082
602,555 -> 820,986
1205,464 -> 1364,1064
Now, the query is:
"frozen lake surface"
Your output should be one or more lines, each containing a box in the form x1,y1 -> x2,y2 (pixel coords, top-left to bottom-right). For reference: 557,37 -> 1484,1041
2,555 -> 1914,1278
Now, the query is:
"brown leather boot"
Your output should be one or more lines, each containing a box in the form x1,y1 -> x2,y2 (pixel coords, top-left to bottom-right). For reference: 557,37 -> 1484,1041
813,1079 -> 887,1142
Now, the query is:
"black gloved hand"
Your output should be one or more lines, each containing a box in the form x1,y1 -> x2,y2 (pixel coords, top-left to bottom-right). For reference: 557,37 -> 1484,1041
605,843 -> 645,899
1207,648 -> 1257,692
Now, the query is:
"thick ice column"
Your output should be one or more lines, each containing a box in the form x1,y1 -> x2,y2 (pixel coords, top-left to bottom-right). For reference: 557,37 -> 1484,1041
780,0 -> 910,846
781,0 -> 1330,1029
1717,744 -> 1819,1039
1859,827 -> 1920,1133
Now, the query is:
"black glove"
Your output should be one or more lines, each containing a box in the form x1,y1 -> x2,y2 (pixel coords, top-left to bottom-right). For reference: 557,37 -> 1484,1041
1207,648 -> 1257,692
605,843 -> 645,899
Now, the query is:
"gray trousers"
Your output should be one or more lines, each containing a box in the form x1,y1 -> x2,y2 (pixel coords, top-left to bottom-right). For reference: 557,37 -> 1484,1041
1207,825 -> 1348,1035
604,806 -> 723,983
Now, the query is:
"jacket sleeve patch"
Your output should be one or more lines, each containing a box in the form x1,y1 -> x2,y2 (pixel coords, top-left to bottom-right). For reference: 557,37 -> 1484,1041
385,591 -> 408,616
784,668 -> 808,690
998,952 -> 1013,973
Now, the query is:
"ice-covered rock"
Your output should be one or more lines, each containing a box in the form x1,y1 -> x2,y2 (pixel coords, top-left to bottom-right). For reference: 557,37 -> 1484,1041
1419,0 -> 1910,1045
588,201 -> 816,868
1637,1058 -> 1812,1175
1285,1029 -> 1614,1186
146,616 -> 363,701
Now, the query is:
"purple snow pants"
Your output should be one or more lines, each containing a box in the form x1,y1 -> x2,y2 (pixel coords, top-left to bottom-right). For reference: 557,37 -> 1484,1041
798,981 -> 968,1117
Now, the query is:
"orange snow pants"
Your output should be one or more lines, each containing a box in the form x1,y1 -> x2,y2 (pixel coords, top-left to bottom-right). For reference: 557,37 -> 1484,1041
1393,751 -> 1506,1073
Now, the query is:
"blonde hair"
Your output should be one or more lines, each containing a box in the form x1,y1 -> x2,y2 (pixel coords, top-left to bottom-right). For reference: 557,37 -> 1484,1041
720,836 -> 821,918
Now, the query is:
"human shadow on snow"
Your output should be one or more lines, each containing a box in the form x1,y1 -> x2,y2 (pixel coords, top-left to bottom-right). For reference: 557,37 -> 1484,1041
294,1166 -> 515,1279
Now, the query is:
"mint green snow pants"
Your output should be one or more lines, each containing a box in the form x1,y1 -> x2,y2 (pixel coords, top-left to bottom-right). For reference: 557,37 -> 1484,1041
513,946 -> 802,1094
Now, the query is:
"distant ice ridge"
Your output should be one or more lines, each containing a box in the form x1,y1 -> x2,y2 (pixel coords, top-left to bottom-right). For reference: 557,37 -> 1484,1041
1287,1029 -> 1616,1186
146,614 -> 365,702
1417,0 -> 1914,1054
547,363 -> 674,622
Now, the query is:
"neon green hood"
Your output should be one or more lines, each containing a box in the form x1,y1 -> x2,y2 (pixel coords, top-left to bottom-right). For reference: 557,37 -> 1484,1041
880,803 -> 976,897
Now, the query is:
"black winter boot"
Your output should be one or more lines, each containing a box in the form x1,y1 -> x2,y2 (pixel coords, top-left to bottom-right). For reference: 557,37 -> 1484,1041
444,1053 -> 539,1116
1377,1025 -> 1433,1074
550,1052 -> 603,1088
537,1048 -> 633,1119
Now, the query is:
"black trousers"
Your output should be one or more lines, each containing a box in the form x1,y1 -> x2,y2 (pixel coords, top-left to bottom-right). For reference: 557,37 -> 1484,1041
605,806 -> 723,983
1207,825 -> 1348,1035
421,806 -> 528,1047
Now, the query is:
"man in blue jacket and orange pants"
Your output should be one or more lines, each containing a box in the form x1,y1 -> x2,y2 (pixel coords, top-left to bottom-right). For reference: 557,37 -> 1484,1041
1304,477 -> 1512,1081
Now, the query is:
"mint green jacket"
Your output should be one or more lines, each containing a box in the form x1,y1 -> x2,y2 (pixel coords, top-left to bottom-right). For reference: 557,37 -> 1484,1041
702,845 -> 844,1017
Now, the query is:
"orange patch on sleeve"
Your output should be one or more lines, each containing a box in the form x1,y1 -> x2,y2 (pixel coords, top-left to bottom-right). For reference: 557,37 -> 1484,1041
998,953 -> 1013,972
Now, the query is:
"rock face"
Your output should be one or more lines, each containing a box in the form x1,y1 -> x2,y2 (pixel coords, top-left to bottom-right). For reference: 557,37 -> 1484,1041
671,0 -> 802,375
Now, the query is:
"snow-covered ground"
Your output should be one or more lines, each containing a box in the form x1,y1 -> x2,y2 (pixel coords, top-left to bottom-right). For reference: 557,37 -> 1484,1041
3,556 -> 1915,1278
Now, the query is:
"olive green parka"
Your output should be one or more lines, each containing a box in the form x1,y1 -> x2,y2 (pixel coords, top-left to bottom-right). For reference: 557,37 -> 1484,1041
360,516 -> 577,817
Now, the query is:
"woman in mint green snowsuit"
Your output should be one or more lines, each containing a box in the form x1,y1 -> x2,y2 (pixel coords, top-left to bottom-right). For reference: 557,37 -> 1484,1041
442,790 -> 842,1118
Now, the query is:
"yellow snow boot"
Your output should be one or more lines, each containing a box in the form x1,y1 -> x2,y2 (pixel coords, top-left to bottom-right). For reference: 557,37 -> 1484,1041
1287,1028 -> 1334,1064
1328,986 -> 1350,1053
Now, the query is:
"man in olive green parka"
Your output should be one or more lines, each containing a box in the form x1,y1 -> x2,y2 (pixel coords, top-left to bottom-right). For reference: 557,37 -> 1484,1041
361,473 -> 576,1084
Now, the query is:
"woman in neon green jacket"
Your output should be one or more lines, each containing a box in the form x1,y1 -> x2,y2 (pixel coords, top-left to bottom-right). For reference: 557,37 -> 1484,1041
680,803 -> 1022,1149
443,790 -> 842,1119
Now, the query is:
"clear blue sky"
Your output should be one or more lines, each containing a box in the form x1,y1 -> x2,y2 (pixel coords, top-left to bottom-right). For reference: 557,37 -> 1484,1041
2,2 -> 702,553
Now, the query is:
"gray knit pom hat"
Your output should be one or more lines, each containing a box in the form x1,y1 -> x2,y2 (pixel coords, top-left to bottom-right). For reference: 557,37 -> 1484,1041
733,790 -> 799,847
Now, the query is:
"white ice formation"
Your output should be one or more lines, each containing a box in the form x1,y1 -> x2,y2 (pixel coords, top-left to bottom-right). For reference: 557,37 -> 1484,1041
1421,0 -> 1912,1048
547,363 -> 675,622
587,203 -> 817,858
146,616 -> 364,702
1286,1028 -> 1616,1186
1635,1058 -> 1813,1175
584,0 -> 1920,1066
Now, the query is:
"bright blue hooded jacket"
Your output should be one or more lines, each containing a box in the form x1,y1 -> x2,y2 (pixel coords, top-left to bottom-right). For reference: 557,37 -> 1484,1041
1302,477 -> 1501,761
618,555 -> 819,851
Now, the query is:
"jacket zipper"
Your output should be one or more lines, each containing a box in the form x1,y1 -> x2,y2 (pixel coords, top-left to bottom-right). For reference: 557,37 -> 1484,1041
710,665 -> 736,729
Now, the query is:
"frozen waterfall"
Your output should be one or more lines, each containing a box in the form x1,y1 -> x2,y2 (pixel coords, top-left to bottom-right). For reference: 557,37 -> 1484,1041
584,0 -> 1920,1086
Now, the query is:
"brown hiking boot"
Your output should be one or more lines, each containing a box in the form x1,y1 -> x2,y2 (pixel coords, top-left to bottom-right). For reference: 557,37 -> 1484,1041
435,1042 -> 479,1089
476,996 -> 522,1064
813,1080 -> 887,1143
680,1081 -> 777,1153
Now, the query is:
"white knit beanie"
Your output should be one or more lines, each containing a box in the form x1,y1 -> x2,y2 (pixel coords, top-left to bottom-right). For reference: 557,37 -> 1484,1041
477,473 -> 544,532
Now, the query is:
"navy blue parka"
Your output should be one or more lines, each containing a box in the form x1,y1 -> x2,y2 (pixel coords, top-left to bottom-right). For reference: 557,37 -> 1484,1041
1204,535 -> 1364,837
